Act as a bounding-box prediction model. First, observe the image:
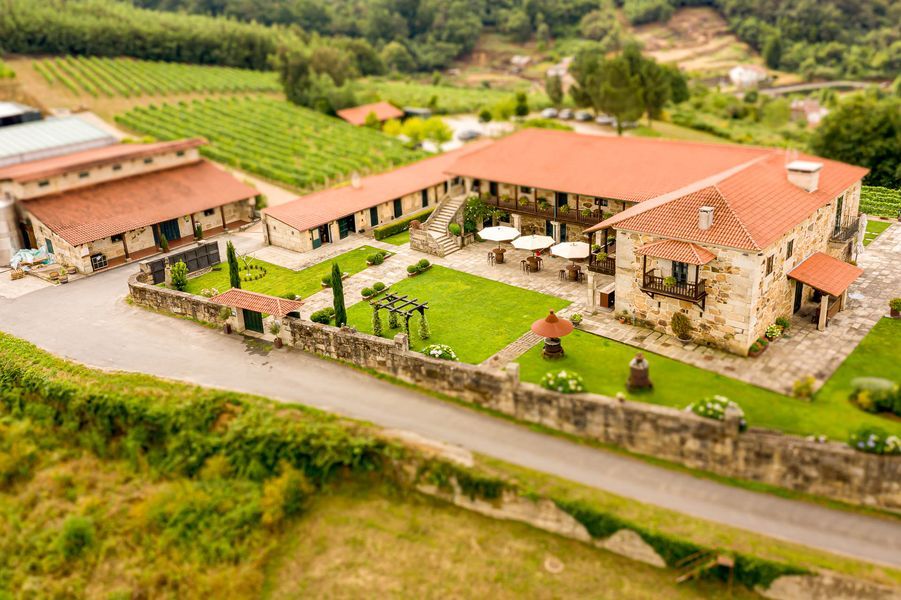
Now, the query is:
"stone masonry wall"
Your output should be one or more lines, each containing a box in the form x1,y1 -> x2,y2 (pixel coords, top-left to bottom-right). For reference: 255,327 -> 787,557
129,276 -> 901,509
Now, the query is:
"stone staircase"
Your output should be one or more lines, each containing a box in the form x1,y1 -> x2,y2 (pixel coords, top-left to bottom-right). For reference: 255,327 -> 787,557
416,194 -> 466,257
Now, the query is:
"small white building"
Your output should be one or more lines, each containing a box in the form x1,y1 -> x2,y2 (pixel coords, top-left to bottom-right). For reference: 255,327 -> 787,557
729,64 -> 769,89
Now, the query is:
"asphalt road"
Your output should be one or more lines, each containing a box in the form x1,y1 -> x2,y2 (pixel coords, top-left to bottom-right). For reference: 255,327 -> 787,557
2,257 -> 900,569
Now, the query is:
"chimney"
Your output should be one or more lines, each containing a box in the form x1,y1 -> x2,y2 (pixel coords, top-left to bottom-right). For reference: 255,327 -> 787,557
786,160 -> 822,192
698,206 -> 714,230
351,171 -> 362,189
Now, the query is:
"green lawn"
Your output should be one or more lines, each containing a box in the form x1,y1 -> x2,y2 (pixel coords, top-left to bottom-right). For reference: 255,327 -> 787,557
863,219 -> 892,246
516,326 -> 901,440
631,120 -> 727,143
346,265 -> 570,363
380,230 -> 410,246
182,246 -> 382,300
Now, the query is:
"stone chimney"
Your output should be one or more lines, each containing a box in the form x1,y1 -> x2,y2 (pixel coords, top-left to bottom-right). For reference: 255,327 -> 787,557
698,206 -> 714,231
786,160 -> 822,192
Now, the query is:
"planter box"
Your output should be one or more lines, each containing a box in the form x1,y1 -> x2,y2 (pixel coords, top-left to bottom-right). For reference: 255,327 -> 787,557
407,265 -> 432,278
748,344 -> 768,358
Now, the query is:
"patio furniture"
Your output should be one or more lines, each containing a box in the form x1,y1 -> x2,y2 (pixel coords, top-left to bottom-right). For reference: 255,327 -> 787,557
493,247 -> 506,264
513,235 -> 555,255
487,251 -> 495,265
558,269 -> 566,281
527,255 -> 542,272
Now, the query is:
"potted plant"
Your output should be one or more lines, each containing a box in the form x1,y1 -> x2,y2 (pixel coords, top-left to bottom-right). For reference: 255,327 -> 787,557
890,298 -> 901,318
518,196 -> 531,207
49,270 -> 59,281
671,312 -> 691,341
537,199 -> 549,211
58,268 -> 69,284
663,276 -> 677,288
219,306 -> 232,334
448,223 -> 462,237
269,321 -> 283,348
570,313 -> 583,327
558,204 -> 570,215
617,310 -> 630,324
591,244 -> 601,255
65,264 -> 77,275
580,208 -> 592,218
765,323 -> 783,340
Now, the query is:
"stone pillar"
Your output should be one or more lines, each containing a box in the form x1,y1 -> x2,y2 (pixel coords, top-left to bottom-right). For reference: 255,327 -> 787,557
234,307 -> 245,332
511,213 -> 522,232
818,295 -> 829,331
587,271 -> 597,309
163,260 -> 172,287
393,332 -> 409,352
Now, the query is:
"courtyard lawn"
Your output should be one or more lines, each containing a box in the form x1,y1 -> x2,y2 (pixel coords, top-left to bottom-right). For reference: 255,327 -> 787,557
380,230 -> 410,246
345,265 -> 570,364
516,328 -> 901,440
863,219 -> 892,246
182,245 -> 382,300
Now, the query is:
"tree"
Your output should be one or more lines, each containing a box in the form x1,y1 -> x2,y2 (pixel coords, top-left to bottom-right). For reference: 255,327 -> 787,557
663,64 -> 689,104
309,45 -> 358,86
401,117 -> 426,146
598,55 -> 644,135
545,74 -> 564,107
380,41 -> 416,73
363,111 -> 381,129
763,34 -> 783,70
372,306 -> 383,337
159,232 -> 169,253
810,94 -> 900,188
226,241 -> 241,290
500,9 -> 532,43
569,48 -> 605,114
422,116 -> 452,147
272,46 -> 311,107
638,59 -> 670,126
170,260 -> 188,291
331,262 -> 347,327
514,92 -> 529,117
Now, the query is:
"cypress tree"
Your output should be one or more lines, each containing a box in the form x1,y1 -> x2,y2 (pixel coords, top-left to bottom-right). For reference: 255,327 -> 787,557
332,262 -> 347,327
160,233 -> 169,253
372,307 -> 383,337
417,312 -> 431,340
227,241 -> 241,289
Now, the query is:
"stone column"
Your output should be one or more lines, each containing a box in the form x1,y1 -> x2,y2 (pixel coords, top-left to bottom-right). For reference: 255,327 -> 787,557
587,271 -> 597,309
511,213 -> 522,232
234,307 -> 245,332
393,332 -> 409,352
818,295 -> 829,331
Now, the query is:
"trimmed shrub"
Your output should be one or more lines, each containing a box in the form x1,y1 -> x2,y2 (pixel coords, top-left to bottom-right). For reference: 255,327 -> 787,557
417,258 -> 430,269
422,344 -> 457,361
372,282 -> 386,292
321,275 -> 332,287
792,376 -> 816,400
417,313 -> 431,340
367,252 -> 385,265
891,298 -> 901,312
310,308 -> 334,325
373,207 -> 435,240
540,370 -> 585,394
849,426 -> 901,455
686,395 -> 747,430
170,260 -> 188,291
57,516 -> 95,560
448,223 -> 462,236
849,377 -> 899,415
670,312 -> 691,339
361,287 -> 374,298
406,265 -> 419,274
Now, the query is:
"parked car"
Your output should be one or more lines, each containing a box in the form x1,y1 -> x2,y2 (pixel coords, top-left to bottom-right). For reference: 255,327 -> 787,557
558,109 -> 574,120
574,110 -> 593,122
595,114 -> 615,125
540,107 -> 559,118
457,129 -> 482,141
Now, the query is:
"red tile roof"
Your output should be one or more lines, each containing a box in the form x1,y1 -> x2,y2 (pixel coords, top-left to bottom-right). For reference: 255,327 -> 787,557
0,139 -> 206,183
636,239 -> 716,265
210,288 -> 303,317
336,102 -> 404,126
23,161 -> 257,246
788,252 -> 863,296
591,152 -> 868,251
263,140 -> 492,232
445,128 -> 770,203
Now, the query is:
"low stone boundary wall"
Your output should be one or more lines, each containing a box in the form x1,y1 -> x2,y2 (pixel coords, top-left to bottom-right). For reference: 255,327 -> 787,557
129,275 -> 901,509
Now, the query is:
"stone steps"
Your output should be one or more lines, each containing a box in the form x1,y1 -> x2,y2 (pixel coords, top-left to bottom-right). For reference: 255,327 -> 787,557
422,194 -> 466,256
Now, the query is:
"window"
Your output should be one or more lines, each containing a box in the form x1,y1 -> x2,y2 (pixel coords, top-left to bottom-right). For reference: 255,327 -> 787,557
786,239 -> 794,258
111,234 -> 123,243
78,171 -> 90,179
38,180 -> 49,187
766,255 -> 774,275
143,157 -> 153,164
520,186 -> 532,194
176,150 -> 185,157
596,197 -> 608,207
112,163 -> 122,171
90,254 -> 108,271
833,195 -> 843,235
203,208 -> 215,216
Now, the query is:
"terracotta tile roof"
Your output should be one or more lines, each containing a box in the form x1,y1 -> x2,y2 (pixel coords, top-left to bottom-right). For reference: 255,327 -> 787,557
636,239 -> 716,265
0,139 -> 206,183
23,161 -> 257,246
263,140 -> 492,232
445,128 -> 770,203
336,102 -> 404,126
788,252 -> 863,296
210,288 -> 303,317
592,152 -> 868,251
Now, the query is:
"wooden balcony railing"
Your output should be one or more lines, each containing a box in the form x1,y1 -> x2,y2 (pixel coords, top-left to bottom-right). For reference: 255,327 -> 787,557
587,253 -> 616,275
641,269 -> 707,309
490,196 -> 602,225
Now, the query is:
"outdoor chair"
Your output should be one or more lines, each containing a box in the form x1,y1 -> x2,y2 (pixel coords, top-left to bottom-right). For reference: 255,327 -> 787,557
558,269 -> 566,281
487,252 -> 495,265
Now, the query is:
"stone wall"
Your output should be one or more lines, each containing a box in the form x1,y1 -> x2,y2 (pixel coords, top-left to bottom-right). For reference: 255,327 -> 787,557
128,276 -> 901,509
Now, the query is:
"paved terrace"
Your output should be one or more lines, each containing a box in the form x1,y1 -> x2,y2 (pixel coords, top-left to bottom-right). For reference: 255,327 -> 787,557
255,223 -> 901,395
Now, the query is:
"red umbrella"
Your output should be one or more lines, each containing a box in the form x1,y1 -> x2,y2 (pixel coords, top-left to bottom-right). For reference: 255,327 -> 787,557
531,310 -> 574,338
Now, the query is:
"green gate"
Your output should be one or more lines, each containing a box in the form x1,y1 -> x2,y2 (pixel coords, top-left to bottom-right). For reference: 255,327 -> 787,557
242,309 -> 264,333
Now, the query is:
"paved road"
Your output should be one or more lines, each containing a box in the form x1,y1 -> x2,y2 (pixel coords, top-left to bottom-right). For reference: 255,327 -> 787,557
2,254 -> 901,569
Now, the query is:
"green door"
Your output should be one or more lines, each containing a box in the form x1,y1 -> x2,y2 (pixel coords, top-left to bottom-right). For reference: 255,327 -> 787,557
242,309 -> 264,333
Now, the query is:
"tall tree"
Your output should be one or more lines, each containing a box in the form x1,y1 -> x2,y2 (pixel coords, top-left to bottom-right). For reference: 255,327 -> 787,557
227,241 -> 241,290
598,55 -> 644,135
638,60 -> 670,126
331,262 -> 347,327
545,74 -> 563,107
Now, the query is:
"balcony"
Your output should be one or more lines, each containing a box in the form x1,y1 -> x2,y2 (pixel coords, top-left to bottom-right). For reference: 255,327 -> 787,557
489,196 -> 603,226
830,218 -> 860,243
641,269 -> 707,309
587,251 -> 616,275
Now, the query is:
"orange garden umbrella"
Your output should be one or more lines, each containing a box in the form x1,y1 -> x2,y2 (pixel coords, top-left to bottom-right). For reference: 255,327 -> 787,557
531,310 -> 574,359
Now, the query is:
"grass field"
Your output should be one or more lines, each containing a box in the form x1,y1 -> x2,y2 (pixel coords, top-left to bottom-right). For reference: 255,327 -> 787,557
345,265 -> 569,363
864,220 -> 892,246
379,230 -> 411,246
181,246 -> 381,300
33,56 -> 279,98
516,327 -> 901,440
116,97 -> 424,190
358,78 -> 549,114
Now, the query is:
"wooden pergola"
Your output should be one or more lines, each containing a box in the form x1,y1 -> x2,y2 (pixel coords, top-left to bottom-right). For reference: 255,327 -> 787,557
371,293 -> 429,337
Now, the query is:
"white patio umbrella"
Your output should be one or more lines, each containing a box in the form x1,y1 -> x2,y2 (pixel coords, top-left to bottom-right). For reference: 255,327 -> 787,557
512,234 -> 556,253
550,241 -> 591,266
478,225 -> 520,249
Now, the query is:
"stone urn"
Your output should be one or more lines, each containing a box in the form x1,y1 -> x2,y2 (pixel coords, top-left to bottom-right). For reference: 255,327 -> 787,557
223,323 -> 232,335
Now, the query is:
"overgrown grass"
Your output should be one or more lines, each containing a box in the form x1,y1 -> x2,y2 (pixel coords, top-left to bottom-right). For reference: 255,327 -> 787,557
357,78 -> 549,114
345,265 -> 570,363
516,328 -> 900,440
180,245 -> 381,299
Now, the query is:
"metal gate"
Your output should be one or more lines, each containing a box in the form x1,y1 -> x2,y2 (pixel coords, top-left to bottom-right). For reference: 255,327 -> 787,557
142,241 -> 221,284
243,309 -> 264,333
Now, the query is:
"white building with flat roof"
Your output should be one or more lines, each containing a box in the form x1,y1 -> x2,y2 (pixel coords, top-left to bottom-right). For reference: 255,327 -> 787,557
0,116 -> 117,167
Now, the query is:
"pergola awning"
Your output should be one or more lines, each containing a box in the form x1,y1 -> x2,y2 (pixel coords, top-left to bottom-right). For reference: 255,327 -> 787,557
210,288 -> 302,317
788,252 -> 862,297
636,239 -> 716,265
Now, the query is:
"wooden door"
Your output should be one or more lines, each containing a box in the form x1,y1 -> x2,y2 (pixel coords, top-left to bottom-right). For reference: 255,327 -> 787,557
242,309 -> 264,333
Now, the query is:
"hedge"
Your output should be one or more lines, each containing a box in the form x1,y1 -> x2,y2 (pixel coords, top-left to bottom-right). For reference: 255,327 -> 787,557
373,206 -> 435,240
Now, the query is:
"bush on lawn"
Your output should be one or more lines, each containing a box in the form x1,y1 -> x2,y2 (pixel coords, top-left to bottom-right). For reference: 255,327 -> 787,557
310,308 -> 335,324
407,259 -> 431,275
849,377 -> 900,415
849,426 -> 901,455
792,376 -> 816,400
373,282 -> 386,292
373,207 -> 434,240
361,287 -> 374,299
170,260 -> 188,291
321,275 -> 332,287
540,370 -> 585,394
367,252 -> 386,265
686,395 -> 747,430
422,344 -> 457,361
670,312 -> 691,339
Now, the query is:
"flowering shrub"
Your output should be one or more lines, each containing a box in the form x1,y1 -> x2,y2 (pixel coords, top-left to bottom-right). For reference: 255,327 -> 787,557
570,313 -> 583,325
422,344 -> 457,361
200,287 -> 220,298
765,324 -> 783,339
540,370 -> 585,394
686,395 -> 747,430
849,426 -> 901,455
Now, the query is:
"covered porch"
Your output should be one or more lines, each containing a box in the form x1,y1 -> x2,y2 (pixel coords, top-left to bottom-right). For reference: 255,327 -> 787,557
788,252 -> 863,331
210,288 -> 303,336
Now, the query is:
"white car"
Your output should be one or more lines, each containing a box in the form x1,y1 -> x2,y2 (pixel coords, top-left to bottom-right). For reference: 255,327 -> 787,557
540,107 -> 558,118
558,109 -> 574,120
457,129 -> 482,141
595,114 -> 615,125
574,110 -> 593,122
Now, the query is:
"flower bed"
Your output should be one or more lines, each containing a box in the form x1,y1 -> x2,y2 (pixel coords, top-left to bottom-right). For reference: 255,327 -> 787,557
422,344 -> 457,361
541,370 -> 585,394
686,395 -> 747,430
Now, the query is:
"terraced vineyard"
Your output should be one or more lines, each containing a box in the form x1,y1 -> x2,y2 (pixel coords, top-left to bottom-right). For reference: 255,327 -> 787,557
116,97 -> 424,189
860,186 -> 901,218
359,79 -> 549,114
32,56 -> 280,97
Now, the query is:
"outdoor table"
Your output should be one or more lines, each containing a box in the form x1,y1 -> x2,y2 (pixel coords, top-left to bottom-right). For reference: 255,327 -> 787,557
527,256 -> 541,271
493,247 -> 506,264
566,264 -> 581,281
